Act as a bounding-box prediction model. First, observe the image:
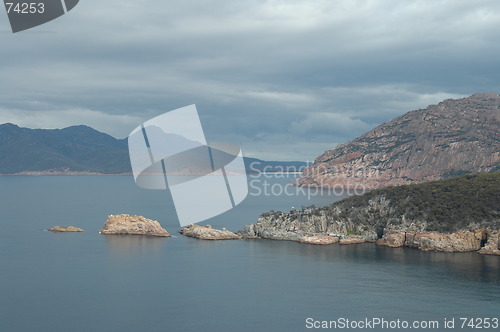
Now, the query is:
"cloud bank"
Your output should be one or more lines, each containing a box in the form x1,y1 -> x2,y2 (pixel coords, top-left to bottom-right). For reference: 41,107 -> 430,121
1,0 -> 499,160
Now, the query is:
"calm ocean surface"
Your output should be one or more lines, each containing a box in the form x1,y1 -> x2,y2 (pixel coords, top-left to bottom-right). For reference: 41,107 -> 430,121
0,175 -> 498,332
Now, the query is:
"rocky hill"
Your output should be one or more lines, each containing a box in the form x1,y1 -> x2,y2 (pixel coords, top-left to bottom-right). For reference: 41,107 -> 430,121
297,93 -> 500,189
241,172 -> 500,255
0,123 -> 306,174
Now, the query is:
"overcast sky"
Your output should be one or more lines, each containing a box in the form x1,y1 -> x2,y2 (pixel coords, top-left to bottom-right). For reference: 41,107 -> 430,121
1,0 -> 499,160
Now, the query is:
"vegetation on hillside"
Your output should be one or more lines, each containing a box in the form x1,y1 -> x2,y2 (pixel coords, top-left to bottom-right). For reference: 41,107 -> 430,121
265,172 -> 500,233
340,172 -> 499,232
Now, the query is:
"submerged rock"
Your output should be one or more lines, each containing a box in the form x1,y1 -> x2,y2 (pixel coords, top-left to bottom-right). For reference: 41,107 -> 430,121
179,224 -> 241,240
48,226 -> 84,232
99,214 -> 171,237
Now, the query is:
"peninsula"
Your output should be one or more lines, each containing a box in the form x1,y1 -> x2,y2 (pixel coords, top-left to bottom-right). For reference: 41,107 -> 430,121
240,172 -> 500,255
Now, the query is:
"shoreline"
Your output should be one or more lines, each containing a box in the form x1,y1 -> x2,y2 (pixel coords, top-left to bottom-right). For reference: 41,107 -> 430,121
235,231 -> 500,256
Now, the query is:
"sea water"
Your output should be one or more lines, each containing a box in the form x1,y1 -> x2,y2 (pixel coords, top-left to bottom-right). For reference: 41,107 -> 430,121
0,175 -> 498,332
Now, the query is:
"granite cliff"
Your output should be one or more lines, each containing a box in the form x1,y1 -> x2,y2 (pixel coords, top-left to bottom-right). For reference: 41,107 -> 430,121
241,172 -> 500,255
297,93 -> 500,189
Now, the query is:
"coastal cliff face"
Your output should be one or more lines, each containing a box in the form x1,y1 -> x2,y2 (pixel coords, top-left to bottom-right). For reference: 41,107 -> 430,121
376,229 -> 486,252
478,229 -> 500,255
241,209 -> 377,243
241,172 -> 500,255
297,93 -> 500,189
241,207 -> 499,254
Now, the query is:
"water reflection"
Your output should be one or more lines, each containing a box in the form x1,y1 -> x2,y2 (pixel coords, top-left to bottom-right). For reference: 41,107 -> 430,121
243,239 -> 500,282
103,235 -> 167,256
373,246 -> 500,281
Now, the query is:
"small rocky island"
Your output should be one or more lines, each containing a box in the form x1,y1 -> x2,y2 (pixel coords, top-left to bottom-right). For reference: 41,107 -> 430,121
48,226 -> 84,232
240,172 -> 500,255
179,224 -> 242,240
99,214 -> 171,237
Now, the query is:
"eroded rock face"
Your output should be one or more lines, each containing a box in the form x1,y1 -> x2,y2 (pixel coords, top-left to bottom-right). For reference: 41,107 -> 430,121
48,226 -> 84,232
376,232 -> 405,247
478,230 -> 500,255
377,229 -> 485,252
179,224 -> 242,240
297,93 -> 500,190
412,230 -> 483,252
241,172 -> 499,253
239,211 -> 378,243
99,214 -> 171,237
240,206 -> 499,254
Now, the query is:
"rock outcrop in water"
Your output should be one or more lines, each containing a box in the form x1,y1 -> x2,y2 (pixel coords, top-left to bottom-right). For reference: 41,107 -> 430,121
241,172 -> 500,255
99,214 -> 171,237
48,226 -> 84,232
297,93 -> 500,190
179,224 -> 242,240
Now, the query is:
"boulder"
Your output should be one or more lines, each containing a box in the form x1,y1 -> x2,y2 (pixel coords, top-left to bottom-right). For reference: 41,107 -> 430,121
339,237 -> 366,245
376,232 -> 405,247
298,234 -> 339,245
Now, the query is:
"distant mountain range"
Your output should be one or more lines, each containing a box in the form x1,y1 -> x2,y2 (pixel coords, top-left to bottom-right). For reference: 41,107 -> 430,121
297,93 -> 500,189
0,123 -> 306,174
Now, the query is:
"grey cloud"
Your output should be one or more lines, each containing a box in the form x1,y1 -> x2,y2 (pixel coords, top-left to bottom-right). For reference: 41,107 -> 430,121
1,0 -> 500,159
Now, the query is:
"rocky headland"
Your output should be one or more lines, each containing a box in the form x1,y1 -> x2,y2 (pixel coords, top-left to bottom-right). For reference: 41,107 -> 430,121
297,93 -> 500,189
99,214 -> 171,237
240,172 -> 500,255
179,224 -> 242,240
48,226 -> 84,232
